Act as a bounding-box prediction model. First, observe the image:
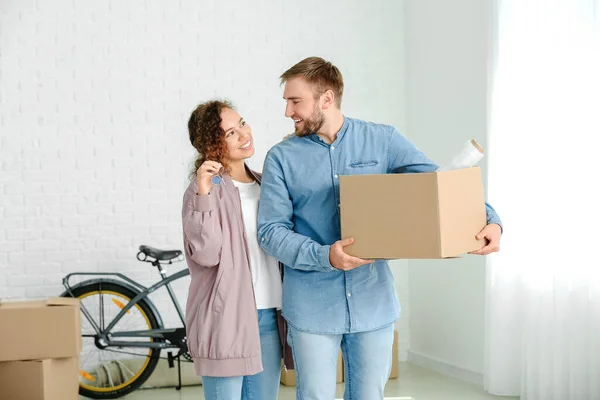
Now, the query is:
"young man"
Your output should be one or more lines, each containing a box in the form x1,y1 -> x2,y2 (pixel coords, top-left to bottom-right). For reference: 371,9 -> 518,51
257,57 -> 502,399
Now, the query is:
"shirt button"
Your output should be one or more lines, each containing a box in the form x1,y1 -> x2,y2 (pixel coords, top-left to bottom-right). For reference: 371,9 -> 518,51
331,146 -> 335,150
261,238 -> 265,242
334,174 -> 338,179
347,292 -> 351,297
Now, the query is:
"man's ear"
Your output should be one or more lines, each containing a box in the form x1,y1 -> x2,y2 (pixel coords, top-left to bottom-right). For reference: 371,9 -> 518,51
321,89 -> 335,110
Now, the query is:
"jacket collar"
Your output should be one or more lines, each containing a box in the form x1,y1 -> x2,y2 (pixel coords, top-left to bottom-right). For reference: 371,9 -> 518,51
246,164 -> 262,184
221,163 -> 261,187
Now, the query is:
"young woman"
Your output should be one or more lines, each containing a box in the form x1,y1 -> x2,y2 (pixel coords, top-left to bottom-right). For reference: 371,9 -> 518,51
182,100 -> 287,400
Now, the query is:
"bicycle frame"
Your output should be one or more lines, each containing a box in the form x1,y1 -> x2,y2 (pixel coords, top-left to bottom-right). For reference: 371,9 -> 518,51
62,265 -> 190,350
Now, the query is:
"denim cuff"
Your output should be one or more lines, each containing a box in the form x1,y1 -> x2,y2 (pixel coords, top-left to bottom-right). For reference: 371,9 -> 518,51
486,218 -> 504,234
319,245 -> 336,272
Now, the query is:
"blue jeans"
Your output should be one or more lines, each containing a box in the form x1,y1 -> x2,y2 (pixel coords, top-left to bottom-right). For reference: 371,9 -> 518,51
201,308 -> 281,400
287,323 -> 394,400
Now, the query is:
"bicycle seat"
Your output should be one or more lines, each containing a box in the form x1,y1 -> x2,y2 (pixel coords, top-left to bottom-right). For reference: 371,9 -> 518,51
138,245 -> 182,261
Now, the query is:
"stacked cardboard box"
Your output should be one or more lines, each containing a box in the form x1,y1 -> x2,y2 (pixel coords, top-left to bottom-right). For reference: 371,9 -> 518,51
280,329 -> 399,386
0,297 -> 81,400
389,329 -> 399,379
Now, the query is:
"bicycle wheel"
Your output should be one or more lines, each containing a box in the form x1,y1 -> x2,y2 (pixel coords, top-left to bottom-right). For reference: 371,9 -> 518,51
62,281 -> 161,399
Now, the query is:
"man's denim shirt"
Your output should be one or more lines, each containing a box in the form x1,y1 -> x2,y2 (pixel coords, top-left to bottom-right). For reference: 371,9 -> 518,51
258,117 -> 502,334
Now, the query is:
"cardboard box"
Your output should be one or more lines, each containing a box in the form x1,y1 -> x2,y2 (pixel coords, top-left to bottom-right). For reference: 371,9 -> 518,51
280,364 -> 296,387
0,297 -> 81,362
280,350 -> 343,386
389,329 -> 399,379
340,167 -> 486,259
0,357 -> 79,400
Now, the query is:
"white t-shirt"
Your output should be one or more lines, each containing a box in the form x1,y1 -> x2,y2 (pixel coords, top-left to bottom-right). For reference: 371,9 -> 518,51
233,179 -> 283,310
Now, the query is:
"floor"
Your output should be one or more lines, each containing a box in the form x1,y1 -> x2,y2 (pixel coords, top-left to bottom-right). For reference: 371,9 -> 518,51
89,363 -> 520,400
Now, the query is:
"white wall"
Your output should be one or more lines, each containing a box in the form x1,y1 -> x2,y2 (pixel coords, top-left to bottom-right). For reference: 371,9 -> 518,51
403,0 -> 493,381
0,0 -> 410,357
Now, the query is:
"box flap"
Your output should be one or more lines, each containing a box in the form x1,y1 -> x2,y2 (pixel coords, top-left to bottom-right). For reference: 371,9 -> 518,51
0,297 -> 79,308
0,300 -> 46,308
46,297 -> 80,307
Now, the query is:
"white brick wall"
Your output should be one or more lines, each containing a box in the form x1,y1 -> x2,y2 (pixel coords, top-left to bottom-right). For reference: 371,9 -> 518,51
0,0 -> 409,359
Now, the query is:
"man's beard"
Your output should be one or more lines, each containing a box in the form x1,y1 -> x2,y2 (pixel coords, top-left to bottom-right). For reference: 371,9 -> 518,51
295,106 -> 325,137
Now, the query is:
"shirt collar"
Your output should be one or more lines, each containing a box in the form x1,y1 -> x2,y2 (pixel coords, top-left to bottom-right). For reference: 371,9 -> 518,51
307,116 -> 350,146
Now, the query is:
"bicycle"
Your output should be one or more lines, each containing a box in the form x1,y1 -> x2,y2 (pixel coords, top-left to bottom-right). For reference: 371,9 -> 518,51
60,245 -> 193,399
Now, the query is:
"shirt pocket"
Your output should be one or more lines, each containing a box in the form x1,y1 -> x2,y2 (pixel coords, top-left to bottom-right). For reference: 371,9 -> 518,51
347,160 -> 381,174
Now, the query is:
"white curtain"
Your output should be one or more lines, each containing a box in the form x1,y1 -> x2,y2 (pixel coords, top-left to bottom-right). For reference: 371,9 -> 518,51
485,0 -> 600,399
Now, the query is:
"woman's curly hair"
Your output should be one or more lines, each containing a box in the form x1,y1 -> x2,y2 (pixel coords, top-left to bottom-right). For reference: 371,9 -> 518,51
187,100 -> 233,181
